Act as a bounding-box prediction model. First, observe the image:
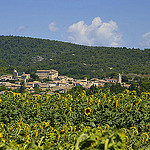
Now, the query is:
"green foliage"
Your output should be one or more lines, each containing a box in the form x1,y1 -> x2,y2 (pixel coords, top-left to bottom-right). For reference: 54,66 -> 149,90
0,36 -> 150,78
86,85 -> 100,95
122,75 -> 128,82
30,73 -> 39,81
129,82 -> 150,96
34,87 -> 41,94
140,82 -> 150,92
110,83 -> 126,94
0,85 -> 6,91
19,80 -> 26,93
0,90 -> 149,149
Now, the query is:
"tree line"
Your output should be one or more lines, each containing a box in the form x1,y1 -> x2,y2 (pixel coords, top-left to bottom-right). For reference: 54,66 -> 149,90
0,35 -> 150,79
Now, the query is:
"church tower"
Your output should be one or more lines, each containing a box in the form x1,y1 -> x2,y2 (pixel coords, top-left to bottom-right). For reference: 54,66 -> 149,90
13,69 -> 18,79
117,73 -> 122,84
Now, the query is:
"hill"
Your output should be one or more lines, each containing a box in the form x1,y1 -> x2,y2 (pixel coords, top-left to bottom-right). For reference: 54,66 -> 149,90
0,35 -> 150,78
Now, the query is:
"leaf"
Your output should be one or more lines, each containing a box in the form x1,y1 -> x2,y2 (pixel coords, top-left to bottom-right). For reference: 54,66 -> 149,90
79,138 -> 96,150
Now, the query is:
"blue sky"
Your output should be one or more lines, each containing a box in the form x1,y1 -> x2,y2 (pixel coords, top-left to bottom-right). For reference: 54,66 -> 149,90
1,0 -> 150,49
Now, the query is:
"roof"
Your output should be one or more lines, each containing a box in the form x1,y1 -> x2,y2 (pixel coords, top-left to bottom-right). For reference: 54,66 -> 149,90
22,74 -> 30,76
36,69 -> 58,73
123,84 -> 131,87
25,86 -> 31,88
105,78 -> 117,81
36,70 -> 51,72
26,82 -> 34,84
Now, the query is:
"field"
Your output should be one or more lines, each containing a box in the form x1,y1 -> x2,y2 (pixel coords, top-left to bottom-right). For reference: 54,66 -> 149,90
0,89 -> 150,149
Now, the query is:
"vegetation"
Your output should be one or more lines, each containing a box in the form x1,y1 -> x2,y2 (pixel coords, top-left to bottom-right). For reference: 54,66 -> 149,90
0,35 -> 149,149
0,85 -> 6,92
0,89 -> 149,149
0,35 -> 150,78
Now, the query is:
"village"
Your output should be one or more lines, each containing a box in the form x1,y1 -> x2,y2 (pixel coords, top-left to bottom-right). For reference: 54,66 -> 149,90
0,69 -> 131,94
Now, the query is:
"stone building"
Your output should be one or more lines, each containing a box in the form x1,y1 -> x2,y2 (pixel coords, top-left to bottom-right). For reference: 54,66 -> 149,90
36,69 -> 58,80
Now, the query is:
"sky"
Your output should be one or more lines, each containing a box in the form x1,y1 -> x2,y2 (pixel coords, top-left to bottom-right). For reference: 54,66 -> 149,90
0,0 -> 150,49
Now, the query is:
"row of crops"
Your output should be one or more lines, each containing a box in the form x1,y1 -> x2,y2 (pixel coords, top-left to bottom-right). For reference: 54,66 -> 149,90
0,89 -> 150,149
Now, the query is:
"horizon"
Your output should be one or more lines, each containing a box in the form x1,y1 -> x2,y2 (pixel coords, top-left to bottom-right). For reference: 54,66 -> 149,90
1,34 -> 149,50
1,0 -> 150,49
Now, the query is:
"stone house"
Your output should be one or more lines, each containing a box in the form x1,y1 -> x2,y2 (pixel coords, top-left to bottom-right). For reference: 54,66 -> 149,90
36,69 -> 58,80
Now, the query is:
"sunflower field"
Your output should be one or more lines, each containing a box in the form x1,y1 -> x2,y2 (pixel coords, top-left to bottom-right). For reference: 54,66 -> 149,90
0,89 -> 150,149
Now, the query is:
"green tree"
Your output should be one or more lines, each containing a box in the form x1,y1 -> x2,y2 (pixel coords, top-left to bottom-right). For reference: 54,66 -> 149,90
30,73 -> 39,81
139,82 -> 150,92
34,87 -> 41,94
110,83 -> 125,94
0,85 -> 6,91
122,75 -> 128,82
19,80 -> 25,93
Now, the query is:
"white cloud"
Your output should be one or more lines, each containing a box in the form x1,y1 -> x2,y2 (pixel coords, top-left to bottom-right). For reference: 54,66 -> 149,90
17,26 -> 26,31
140,32 -> 150,48
48,22 -> 59,32
68,17 -> 124,47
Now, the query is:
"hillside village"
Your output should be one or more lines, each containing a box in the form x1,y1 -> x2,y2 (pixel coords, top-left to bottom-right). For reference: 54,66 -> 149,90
0,69 -> 131,94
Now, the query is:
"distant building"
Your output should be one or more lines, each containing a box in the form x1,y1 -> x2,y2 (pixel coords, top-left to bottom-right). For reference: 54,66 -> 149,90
12,69 -> 18,79
39,83 -> 49,91
25,81 -> 40,88
11,83 -> 21,90
117,73 -> 122,84
105,78 -> 117,83
21,73 -> 30,82
36,69 -> 58,80
123,84 -> 131,88
0,74 -> 13,81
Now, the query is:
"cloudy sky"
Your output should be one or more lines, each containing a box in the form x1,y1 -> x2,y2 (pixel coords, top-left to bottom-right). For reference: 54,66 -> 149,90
0,0 -> 150,49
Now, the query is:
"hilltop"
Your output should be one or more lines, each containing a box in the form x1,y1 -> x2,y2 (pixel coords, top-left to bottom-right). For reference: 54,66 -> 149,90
0,35 -> 150,78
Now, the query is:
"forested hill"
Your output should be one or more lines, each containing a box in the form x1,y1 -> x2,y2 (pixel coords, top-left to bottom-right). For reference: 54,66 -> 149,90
0,35 -> 150,78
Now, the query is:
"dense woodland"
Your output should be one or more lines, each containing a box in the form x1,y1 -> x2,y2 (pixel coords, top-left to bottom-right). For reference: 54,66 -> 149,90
0,35 -> 150,79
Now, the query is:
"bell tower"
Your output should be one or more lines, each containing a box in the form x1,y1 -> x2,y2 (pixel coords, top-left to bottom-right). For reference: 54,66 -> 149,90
117,73 -> 122,84
13,69 -> 18,79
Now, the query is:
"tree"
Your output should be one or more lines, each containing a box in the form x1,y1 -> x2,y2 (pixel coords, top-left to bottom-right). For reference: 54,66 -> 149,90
19,80 -> 25,93
110,83 -> 125,94
34,87 -> 41,94
87,85 -> 99,95
30,73 -> 39,81
81,75 -> 90,80
139,82 -> 150,92
122,76 -> 128,82
6,66 -> 16,74
0,85 -> 6,91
